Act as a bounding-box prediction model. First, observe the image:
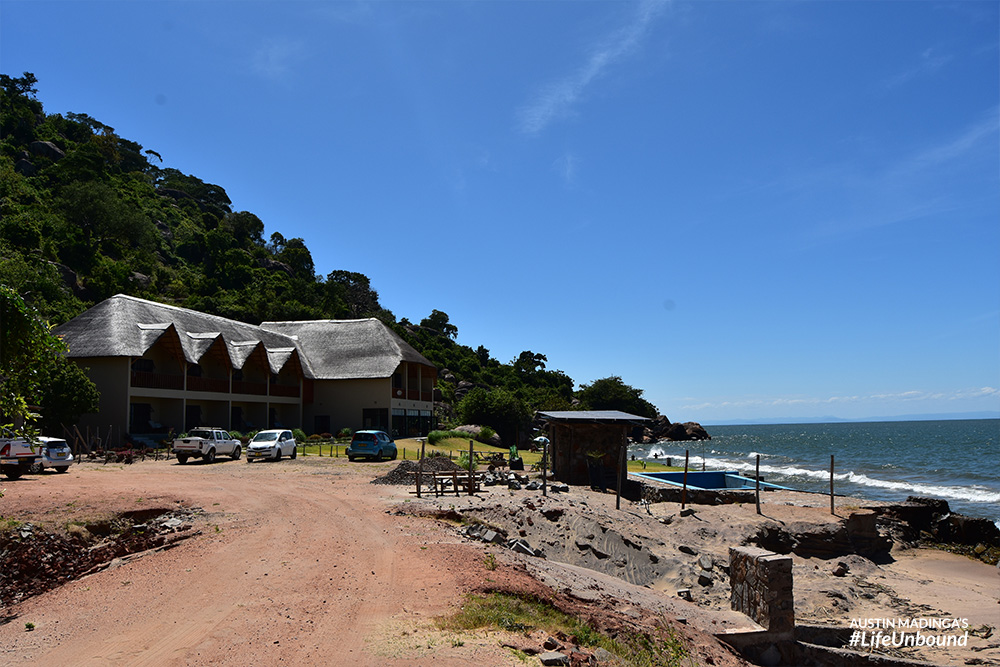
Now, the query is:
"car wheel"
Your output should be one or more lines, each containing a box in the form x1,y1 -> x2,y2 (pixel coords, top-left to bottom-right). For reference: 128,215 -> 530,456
348,455 -> 355,462
2,468 -> 23,480
290,446 -> 297,460
30,462 -> 43,474
273,447 -> 281,462
375,450 -> 383,462
231,445 -> 242,461
55,466 -> 69,473
177,454 -> 189,465
205,448 -> 216,464
390,449 -> 397,460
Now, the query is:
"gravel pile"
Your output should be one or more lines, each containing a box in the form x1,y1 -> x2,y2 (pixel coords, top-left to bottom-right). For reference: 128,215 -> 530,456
371,457 -> 465,485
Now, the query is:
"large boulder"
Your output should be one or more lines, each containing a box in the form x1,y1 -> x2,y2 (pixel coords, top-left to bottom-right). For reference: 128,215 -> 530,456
29,140 -> 65,160
453,424 -> 502,448
660,421 -> 711,441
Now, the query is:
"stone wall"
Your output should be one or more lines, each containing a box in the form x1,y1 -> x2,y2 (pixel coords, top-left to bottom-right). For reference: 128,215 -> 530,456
729,546 -> 794,638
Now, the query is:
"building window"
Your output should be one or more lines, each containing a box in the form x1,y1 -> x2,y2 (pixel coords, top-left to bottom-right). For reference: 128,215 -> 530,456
363,408 -> 389,431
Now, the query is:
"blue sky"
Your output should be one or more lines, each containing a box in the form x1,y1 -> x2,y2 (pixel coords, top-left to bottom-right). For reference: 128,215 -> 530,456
3,1 -> 998,424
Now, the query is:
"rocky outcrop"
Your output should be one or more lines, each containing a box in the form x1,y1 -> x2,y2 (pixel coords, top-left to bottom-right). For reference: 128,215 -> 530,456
871,496 -> 1000,548
256,257 -> 294,276
14,158 -> 36,176
29,140 -> 65,161
751,511 -> 892,560
453,424 -> 502,447
641,415 -> 711,442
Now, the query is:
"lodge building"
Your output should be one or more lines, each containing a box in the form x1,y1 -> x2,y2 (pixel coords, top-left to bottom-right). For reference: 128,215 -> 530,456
53,295 -> 436,446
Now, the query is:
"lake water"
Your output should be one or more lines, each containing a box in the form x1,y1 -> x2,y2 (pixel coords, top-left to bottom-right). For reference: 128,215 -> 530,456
632,419 -> 1000,526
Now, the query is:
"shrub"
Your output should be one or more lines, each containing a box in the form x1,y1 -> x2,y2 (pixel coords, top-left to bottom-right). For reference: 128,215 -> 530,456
292,428 -> 307,443
428,429 -> 472,445
336,428 -> 351,438
478,426 -> 496,444
308,433 -> 322,441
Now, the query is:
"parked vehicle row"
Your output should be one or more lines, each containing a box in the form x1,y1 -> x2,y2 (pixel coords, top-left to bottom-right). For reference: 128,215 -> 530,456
2,426 -> 400,478
1,434 -> 74,479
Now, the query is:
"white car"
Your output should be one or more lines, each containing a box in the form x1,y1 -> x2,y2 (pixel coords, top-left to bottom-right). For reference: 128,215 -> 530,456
246,429 -> 297,462
0,432 -> 40,479
37,436 -> 73,472
172,428 -> 242,464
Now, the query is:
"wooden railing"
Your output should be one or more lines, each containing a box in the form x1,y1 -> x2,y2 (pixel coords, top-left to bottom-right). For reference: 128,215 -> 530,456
131,371 -> 184,390
187,376 -> 229,393
232,380 -> 267,395
269,384 -> 300,398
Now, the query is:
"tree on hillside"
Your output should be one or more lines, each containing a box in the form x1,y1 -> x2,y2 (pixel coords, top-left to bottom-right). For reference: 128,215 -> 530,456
325,270 -> 382,319
420,310 -> 458,339
0,285 -> 98,434
576,376 -> 658,419
456,387 -> 530,446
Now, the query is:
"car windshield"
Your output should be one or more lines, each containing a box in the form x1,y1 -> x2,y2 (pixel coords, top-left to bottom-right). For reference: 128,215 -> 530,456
252,432 -> 279,442
189,430 -> 212,439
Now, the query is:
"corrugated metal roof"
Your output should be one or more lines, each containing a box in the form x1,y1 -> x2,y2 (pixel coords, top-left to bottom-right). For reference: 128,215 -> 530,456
537,410 -> 650,422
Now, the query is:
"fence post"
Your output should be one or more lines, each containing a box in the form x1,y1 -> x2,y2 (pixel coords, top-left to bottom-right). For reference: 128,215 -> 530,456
416,440 -> 426,498
830,454 -> 835,515
468,439 -> 475,496
755,454 -> 761,515
681,450 -> 689,510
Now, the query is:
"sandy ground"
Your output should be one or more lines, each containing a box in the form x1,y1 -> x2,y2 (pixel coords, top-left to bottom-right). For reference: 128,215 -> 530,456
1,456 -> 997,666
0,456 -> 745,666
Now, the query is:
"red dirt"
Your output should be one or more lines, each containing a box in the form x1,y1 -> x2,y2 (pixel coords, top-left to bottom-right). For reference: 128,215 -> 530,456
0,456 -> 747,666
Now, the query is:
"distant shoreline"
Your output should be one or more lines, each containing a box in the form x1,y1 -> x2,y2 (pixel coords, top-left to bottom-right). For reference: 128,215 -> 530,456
701,414 -> 1000,427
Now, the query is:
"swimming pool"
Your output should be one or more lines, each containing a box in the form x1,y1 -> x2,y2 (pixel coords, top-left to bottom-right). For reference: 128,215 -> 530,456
631,470 -> 792,491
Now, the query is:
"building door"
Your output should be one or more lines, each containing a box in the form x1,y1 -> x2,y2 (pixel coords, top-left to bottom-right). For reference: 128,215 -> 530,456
185,405 -> 202,432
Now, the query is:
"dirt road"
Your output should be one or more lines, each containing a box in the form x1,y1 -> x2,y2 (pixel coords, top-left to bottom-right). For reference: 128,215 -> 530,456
0,456 -> 521,666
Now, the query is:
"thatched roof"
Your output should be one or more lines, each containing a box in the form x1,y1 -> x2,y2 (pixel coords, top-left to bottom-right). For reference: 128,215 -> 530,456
260,319 -> 433,380
53,294 -> 434,380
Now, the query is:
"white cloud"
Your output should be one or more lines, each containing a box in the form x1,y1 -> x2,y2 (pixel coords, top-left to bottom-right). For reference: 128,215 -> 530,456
252,37 -> 305,80
883,47 -> 953,89
517,0 -> 667,135
552,152 -> 579,185
679,387 -> 1000,413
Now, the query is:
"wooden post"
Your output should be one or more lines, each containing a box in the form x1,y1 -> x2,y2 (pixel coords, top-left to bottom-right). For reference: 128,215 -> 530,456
681,449 -> 689,510
468,440 -> 475,496
615,432 -> 626,510
830,454 -> 835,515
416,440 -> 425,498
755,454 -> 761,515
542,442 -> 548,497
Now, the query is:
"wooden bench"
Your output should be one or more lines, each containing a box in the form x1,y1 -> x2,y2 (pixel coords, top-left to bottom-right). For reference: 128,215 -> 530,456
431,470 -> 485,497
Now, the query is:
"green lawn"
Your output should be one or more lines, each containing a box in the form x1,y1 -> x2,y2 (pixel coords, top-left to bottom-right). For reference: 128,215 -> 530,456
293,437 -> 684,472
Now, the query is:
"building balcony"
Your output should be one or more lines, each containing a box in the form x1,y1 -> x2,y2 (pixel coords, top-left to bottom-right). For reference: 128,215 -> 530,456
269,384 -> 300,398
131,370 -> 184,390
232,380 -> 268,396
187,376 -> 230,393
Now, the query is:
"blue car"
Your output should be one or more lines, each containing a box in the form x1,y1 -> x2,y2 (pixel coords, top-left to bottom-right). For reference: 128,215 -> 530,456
347,430 -> 397,462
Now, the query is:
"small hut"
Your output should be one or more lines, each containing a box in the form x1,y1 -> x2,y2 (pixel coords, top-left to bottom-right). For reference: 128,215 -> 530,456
537,411 -> 650,488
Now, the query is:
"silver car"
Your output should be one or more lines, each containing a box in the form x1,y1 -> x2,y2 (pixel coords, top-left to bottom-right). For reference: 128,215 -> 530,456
38,436 -> 73,473
246,429 -> 297,462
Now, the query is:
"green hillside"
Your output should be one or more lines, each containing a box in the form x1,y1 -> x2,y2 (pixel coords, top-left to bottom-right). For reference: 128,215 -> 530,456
1,72 -> 658,437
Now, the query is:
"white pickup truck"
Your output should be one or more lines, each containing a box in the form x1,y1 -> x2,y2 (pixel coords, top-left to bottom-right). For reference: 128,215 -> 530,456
0,434 -> 41,479
171,428 -> 242,464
